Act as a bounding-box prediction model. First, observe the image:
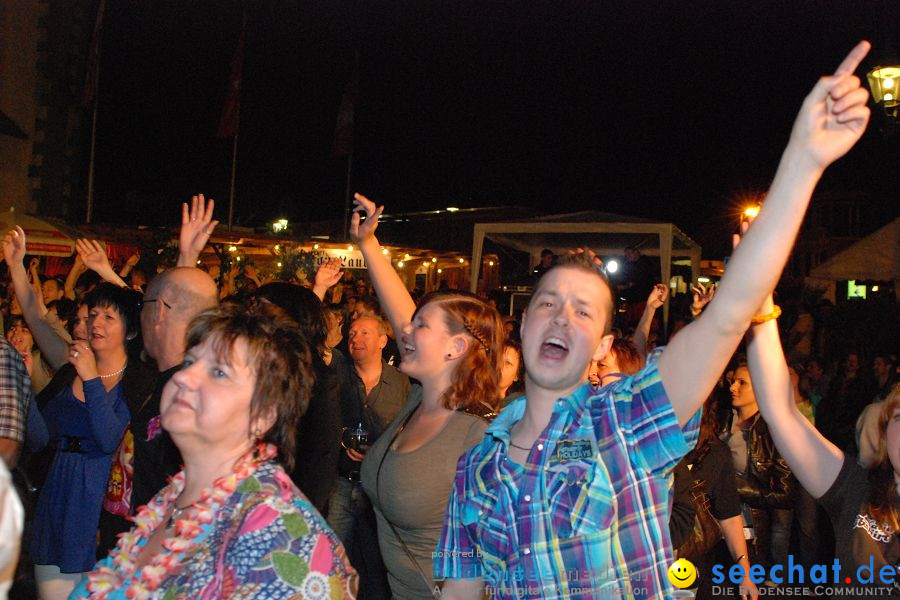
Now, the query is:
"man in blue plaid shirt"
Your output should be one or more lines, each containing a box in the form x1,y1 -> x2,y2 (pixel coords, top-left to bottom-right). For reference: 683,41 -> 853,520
436,41 -> 873,599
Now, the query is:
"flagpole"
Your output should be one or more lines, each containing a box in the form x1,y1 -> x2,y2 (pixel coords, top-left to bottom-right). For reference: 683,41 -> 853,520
86,82 -> 99,224
342,153 -> 353,240
228,130 -> 238,231
84,0 -> 105,225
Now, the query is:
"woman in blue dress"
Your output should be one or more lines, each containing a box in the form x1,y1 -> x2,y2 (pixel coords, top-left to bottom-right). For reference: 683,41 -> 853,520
27,283 -> 154,600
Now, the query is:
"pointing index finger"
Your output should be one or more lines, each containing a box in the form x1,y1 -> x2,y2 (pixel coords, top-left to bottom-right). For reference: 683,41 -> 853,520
834,40 -> 870,76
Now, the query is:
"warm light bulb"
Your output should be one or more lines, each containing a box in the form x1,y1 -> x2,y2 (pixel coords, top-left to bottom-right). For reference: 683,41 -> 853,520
228,245 -> 237,252
431,257 -> 437,263
382,248 -> 389,255
313,244 -> 319,250
606,260 -> 619,274
885,78 -> 895,89
488,261 -> 494,266
437,268 -> 442,273
348,245 -> 354,251
743,206 -> 760,218
886,93 -> 895,102
277,262 -> 282,267
459,258 -> 464,263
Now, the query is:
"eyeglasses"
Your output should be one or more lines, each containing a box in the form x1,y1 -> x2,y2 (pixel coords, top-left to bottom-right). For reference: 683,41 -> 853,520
141,297 -> 172,310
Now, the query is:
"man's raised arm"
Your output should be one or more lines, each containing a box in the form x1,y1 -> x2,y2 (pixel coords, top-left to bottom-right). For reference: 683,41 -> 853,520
659,41 -> 872,425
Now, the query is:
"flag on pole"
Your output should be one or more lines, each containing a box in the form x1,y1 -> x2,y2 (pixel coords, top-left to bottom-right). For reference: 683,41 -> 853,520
82,0 -> 106,106
217,17 -> 246,139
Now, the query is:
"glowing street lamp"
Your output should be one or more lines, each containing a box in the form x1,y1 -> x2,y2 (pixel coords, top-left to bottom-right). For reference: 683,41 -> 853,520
867,59 -> 900,131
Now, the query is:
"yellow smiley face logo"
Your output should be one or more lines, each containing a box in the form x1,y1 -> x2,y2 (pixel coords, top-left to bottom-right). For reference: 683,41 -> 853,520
667,558 -> 697,588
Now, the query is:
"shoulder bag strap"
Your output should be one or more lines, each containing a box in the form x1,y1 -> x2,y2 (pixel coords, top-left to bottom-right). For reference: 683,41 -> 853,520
374,403 -> 441,598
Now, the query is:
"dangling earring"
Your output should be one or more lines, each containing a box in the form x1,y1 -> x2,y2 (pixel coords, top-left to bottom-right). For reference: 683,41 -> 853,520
253,428 -> 263,442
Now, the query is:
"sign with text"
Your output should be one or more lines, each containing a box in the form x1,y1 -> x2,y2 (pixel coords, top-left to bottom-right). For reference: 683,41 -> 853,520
304,248 -> 368,270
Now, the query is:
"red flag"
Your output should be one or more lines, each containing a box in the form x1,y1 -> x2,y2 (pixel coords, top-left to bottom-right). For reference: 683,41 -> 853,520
331,62 -> 358,158
217,17 -> 245,139
82,0 -> 106,106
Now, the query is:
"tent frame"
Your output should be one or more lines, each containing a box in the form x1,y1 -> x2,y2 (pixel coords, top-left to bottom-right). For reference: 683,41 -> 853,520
470,220 -> 702,327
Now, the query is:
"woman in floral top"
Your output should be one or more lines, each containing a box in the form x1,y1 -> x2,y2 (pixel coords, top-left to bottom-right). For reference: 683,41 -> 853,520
72,301 -> 358,599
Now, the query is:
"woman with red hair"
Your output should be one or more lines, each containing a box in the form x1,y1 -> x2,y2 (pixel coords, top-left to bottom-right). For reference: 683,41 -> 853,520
351,193 -> 503,599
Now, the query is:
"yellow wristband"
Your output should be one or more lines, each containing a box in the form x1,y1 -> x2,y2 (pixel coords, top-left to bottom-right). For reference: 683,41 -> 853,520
750,304 -> 781,325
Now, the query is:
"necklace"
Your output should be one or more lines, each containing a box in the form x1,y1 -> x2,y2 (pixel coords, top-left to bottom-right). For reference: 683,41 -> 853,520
99,362 -> 127,379
508,440 -> 533,451
165,504 -> 191,530
84,443 -> 276,599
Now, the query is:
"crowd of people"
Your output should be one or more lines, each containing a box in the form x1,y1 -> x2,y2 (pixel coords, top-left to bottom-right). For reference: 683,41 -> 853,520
0,40 -> 893,600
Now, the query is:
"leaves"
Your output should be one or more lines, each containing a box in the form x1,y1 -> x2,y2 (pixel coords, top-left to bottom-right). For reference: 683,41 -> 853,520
272,551 -> 309,587
282,512 -> 309,539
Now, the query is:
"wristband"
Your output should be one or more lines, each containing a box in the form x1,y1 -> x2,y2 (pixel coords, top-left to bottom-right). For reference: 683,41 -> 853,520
750,305 -> 781,325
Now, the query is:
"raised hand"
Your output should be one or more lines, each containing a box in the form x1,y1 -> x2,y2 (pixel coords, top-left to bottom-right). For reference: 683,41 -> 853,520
690,283 -> 716,317
178,194 -> 219,267
1,227 -> 26,266
646,283 -> 669,309
76,238 -> 113,274
72,253 -> 86,274
788,41 -> 871,170
68,341 -> 99,381
315,258 -> 343,289
566,247 -> 604,270
349,193 -> 384,244
124,252 -> 140,268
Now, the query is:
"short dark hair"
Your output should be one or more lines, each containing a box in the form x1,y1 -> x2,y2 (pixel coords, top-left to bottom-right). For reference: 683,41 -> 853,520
85,283 -> 142,340
47,298 -> 78,324
533,250 -> 615,334
185,301 -> 314,471
254,282 -> 328,349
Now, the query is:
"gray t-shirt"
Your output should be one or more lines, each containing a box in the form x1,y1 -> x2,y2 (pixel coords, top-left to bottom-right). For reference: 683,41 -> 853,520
360,386 -> 488,600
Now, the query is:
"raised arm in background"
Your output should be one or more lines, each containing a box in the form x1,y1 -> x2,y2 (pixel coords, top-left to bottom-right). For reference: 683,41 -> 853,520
349,193 -> 417,336
658,41 -> 871,426
632,283 -> 667,357
76,238 -> 128,288
312,258 -> 343,303
689,282 -> 715,318
118,251 -> 140,279
177,194 -> 218,267
64,253 -> 86,300
746,290 -> 843,499
2,227 -> 72,369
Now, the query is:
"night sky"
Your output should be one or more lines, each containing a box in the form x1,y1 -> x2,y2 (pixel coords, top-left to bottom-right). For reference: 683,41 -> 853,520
91,0 -> 899,257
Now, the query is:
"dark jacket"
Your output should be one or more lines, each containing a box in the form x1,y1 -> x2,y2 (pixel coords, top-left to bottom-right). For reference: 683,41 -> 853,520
731,412 -> 795,510
723,411 -> 795,564
290,352 -> 342,515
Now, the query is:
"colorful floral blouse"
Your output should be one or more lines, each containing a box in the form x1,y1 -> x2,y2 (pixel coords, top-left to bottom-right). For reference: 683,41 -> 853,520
71,444 -> 358,599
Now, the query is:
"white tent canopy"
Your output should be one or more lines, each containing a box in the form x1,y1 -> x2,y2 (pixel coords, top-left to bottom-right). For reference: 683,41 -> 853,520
806,217 -> 900,301
469,211 -> 702,325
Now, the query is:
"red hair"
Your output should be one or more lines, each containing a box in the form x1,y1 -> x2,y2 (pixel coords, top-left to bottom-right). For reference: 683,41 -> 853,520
416,292 -> 504,418
867,384 -> 900,531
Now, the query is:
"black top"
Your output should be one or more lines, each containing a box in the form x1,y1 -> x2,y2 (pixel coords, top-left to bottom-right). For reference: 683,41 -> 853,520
820,455 -> 900,596
130,365 -> 181,510
289,352 -> 342,514
690,440 -> 741,521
